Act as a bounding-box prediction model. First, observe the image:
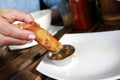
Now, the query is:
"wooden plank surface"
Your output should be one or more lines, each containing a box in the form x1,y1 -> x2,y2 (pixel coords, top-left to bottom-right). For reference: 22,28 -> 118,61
0,45 -> 47,80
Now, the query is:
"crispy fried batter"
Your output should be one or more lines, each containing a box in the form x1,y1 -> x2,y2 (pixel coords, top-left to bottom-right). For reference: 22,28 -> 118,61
18,22 -> 62,53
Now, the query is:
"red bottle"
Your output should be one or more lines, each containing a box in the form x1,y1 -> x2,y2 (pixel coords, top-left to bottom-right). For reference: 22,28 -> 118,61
69,0 -> 92,30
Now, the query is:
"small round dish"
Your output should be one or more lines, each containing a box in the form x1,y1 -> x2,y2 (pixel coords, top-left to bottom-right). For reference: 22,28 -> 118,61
47,45 -> 75,66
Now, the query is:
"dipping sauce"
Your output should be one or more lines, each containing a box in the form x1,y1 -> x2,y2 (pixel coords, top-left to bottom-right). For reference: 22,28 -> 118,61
48,45 -> 75,60
47,45 -> 75,66
49,49 -> 73,60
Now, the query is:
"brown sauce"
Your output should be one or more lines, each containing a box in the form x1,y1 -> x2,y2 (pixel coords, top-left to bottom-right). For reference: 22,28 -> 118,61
50,49 -> 73,60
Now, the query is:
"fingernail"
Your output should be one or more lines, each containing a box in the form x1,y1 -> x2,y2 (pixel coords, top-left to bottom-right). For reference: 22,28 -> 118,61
28,34 -> 35,40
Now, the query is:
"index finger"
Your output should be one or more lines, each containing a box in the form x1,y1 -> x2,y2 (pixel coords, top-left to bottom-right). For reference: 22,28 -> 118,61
13,10 -> 34,23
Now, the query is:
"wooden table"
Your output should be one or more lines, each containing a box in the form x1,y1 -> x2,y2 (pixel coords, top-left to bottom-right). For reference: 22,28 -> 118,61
0,24 -> 120,80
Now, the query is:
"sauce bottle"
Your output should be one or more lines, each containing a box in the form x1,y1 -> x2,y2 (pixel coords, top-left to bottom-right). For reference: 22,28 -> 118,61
69,0 -> 92,30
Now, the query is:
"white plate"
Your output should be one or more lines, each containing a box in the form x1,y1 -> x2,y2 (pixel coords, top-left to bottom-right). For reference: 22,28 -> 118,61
36,30 -> 120,80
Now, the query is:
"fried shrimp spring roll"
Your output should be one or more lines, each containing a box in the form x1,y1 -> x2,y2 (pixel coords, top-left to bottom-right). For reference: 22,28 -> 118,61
18,22 -> 63,53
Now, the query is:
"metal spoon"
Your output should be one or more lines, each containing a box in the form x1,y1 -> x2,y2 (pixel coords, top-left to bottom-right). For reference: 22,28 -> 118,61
47,45 -> 75,60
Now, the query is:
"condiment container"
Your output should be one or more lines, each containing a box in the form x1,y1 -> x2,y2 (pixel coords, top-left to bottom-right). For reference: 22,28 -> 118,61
69,0 -> 92,30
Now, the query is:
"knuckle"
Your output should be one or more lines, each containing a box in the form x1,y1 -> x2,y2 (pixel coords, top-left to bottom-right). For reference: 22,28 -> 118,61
0,40 -> 7,47
0,27 -> 11,36
0,35 -> 10,46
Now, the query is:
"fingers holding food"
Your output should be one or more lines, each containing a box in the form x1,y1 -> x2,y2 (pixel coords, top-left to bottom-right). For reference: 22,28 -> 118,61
18,22 -> 62,53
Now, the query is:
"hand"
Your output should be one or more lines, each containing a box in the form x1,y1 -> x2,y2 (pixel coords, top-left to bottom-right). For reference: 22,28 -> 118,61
0,8 -> 35,47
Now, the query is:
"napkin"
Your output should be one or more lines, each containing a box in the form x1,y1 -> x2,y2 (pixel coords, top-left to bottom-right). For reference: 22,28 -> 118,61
8,25 -> 63,50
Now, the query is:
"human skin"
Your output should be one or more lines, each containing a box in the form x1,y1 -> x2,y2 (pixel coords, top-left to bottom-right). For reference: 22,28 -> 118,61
0,8 -> 35,47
